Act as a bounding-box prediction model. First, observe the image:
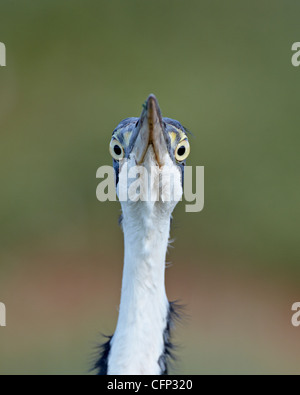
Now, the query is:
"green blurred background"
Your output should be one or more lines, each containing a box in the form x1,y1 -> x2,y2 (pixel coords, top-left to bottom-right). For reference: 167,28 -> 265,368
0,0 -> 300,374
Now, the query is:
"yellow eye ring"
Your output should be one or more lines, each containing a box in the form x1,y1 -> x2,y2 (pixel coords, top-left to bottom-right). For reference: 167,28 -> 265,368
175,139 -> 190,161
109,139 -> 124,160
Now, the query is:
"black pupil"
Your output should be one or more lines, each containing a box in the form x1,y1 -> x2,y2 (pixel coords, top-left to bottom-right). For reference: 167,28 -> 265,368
177,146 -> 186,156
114,145 -> 122,156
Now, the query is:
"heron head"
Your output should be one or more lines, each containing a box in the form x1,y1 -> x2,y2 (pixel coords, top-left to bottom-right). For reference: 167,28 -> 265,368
109,94 -> 190,210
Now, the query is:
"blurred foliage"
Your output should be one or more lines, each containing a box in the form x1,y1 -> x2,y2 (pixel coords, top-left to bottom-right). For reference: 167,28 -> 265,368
0,0 -> 300,374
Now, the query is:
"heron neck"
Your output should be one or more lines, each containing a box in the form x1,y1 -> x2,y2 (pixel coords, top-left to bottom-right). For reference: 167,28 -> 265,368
108,203 -> 171,374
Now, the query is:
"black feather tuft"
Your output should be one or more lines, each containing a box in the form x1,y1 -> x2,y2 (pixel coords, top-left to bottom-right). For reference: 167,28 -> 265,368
182,125 -> 194,137
158,301 -> 183,375
118,214 -> 123,227
94,335 -> 112,375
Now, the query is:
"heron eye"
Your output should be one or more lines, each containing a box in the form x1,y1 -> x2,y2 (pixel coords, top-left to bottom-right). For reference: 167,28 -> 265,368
109,139 -> 124,160
175,139 -> 190,161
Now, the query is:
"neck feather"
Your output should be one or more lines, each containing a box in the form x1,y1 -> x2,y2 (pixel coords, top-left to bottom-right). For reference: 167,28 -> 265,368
107,202 -> 171,375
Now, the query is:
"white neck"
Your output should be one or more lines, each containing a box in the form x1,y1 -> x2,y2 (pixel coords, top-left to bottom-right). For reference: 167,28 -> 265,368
107,201 -> 171,375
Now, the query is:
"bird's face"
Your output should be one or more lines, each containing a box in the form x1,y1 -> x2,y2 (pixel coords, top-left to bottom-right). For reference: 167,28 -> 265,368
109,95 -> 190,210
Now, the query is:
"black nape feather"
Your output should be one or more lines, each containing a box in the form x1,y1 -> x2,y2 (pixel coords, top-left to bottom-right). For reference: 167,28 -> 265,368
158,301 -> 182,375
94,336 -> 112,375
118,214 -> 123,227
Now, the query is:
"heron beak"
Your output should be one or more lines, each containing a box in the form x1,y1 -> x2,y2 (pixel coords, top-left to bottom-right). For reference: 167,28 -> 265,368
134,94 -> 168,167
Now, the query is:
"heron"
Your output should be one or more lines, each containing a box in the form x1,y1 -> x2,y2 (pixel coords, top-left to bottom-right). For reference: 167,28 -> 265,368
95,94 -> 190,375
